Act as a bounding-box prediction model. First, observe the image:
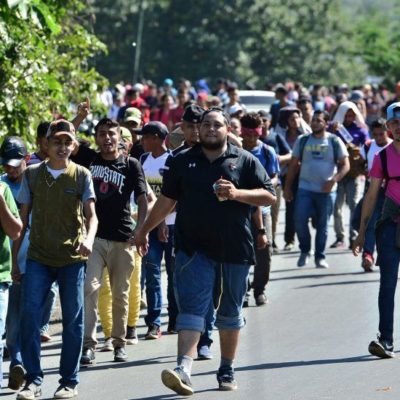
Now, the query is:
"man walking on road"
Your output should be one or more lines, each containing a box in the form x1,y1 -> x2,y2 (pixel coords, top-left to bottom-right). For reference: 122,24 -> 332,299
15,120 -> 97,399
135,107 -> 276,395
353,102 -> 400,359
284,110 -> 349,268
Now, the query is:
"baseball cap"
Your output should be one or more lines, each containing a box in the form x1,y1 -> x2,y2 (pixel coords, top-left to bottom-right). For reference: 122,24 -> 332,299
46,119 -> 76,141
120,126 -> 132,141
182,104 -> 205,123
140,121 -> 169,140
0,136 -> 28,167
124,107 -> 142,125
387,102 -> 400,122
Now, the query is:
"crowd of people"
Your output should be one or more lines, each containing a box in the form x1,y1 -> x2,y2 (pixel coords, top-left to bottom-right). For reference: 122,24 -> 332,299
0,77 -> 399,399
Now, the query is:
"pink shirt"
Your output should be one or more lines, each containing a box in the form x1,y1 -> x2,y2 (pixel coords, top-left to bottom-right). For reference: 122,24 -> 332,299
370,143 -> 400,205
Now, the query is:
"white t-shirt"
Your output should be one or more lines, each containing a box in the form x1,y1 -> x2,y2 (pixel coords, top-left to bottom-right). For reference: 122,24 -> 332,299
142,152 -> 176,225
360,139 -> 392,172
46,166 -> 66,179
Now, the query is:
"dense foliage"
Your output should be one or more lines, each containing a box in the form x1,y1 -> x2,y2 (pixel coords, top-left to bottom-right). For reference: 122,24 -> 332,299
90,0 -> 389,88
0,0 -> 107,145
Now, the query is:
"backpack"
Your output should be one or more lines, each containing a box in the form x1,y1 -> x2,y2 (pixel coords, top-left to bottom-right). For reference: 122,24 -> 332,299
379,147 -> 400,184
298,133 -> 340,163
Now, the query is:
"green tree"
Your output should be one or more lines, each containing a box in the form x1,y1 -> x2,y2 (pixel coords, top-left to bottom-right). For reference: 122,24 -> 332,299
354,1 -> 400,87
92,0 -> 370,88
245,0 -> 367,86
0,0 -> 107,147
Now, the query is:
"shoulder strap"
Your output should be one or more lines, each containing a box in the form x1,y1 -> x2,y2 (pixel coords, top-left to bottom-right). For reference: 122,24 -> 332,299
329,134 -> 340,164
262,144 -> 270,165
139,152 -> 150,166
298,134 -> 310,161
25,162 -> 45,195
379,147 -> 389,181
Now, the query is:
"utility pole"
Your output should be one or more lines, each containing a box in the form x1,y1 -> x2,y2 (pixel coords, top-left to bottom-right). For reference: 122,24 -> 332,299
133,0 -> 144,84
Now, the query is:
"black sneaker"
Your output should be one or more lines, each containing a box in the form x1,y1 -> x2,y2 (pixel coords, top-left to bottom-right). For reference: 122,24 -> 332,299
161,367 -> 194,396
8,364 -> 26,391
17,382 -> 42,399
145,324 -> 162,340
126,326 -> 138,345
255,293 -> 268,306
80,348 -> 95,365
114,346 -> 128,362
330,239 -> 345,249
368,335 -> 395,359
217,366 -> 238,391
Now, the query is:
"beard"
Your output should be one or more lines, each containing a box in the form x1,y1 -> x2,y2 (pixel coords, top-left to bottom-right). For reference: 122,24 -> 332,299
200,138 -> 226,150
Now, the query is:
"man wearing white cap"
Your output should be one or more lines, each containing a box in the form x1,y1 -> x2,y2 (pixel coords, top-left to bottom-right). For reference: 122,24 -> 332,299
353,102 -> 400,359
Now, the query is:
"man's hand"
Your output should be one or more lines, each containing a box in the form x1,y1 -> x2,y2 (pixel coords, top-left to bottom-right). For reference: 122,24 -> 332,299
352,235 -> 364,256
214,179 -> 238,201
77,97 -> 90,119
322,179 -> 336,193
256,233 -> 268,249
11,263 -> 21,283
76,238 -> 93,257
157,222 -> 169,243
134,228 -> 149,257
283,187 -> 293,202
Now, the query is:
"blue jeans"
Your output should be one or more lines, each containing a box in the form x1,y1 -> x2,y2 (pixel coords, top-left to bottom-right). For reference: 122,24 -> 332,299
142,226 -> 177,328
174,251 -> 250,332
0,283 -> 9,388
21,259 -> 85,386
40,282 -> 59,334
198,301 -> 215,348
6,281 -> 23,369
376,220 -> 400,342
6,279 -> 59,369
295,188 -> 335,260
364,189 -> 385,256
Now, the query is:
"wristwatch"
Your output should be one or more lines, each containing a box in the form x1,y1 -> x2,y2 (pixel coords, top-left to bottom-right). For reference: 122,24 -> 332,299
257,228 -> 266,235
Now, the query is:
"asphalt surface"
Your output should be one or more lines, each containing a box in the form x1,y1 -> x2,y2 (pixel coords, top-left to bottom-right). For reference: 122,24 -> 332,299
2,210 -> 400,400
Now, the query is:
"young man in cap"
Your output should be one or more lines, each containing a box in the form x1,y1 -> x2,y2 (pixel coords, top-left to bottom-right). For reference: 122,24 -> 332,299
0,138 -> 23,391
15,119 -> 97,399
122,107 -> 144,160
71,118 -> 148,365
353,102 -> 400,358
139,121 -> 177,338
0,136 -> 30,391
135,107 -> 276,395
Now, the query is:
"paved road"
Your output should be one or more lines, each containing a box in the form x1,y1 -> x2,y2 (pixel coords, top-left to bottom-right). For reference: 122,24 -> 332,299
3,213 -> 400,400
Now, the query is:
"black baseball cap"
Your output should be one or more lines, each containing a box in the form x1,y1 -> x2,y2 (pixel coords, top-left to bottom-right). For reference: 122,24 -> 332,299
0,136 -> 28,167
140,121 -> 169,140
182,104 -> 205,123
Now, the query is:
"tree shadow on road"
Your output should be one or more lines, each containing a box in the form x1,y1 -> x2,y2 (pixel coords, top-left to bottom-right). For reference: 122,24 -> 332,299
193,354 -> 375,377
127,388 -> 219,400
296,279 -> 379,288
270,271 -> 371,282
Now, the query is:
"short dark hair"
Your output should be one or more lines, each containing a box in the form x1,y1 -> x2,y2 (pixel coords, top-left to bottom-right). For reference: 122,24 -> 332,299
240,113 -> 263,129
200,107 -> 231,126
37,121 -> 50,139
371,118 -> 387,130
94,118 -> 120,135
313,110 -> 330,122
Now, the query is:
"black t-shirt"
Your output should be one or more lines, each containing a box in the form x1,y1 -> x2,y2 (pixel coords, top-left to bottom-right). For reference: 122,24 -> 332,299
72,146 -> 147,241
162,143 -> 275,264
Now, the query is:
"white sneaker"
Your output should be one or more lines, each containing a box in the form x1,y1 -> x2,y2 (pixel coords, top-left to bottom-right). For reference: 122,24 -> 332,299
315,259 -> 329,269
53,385 -> 78,399
99,337 -> 113,352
